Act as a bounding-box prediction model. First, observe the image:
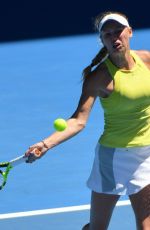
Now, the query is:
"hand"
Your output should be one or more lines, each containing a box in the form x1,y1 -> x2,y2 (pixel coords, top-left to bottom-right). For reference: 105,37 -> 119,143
25,141 -> 49,163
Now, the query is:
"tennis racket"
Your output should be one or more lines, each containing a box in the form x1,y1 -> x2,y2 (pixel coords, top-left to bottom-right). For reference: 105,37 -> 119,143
0,155 -> 26,190
0,149 -> 41,190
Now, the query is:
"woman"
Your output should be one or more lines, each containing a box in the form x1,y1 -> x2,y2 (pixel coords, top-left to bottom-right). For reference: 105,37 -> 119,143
26,12 -> 150,230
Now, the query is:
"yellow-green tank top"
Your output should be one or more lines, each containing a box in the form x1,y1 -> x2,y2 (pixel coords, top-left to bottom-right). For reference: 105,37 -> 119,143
99,51 -> 150,147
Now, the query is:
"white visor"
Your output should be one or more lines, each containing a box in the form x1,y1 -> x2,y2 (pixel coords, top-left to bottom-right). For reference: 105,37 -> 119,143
98,14 -> 130,33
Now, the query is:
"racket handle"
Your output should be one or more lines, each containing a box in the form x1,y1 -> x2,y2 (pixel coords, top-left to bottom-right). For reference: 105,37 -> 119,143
10,155 -> 27,167
10,149 -> 41,167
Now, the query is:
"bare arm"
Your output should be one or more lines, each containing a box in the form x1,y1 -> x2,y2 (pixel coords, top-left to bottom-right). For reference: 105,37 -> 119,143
25,74 -> 99,160
44,78 -> 97,148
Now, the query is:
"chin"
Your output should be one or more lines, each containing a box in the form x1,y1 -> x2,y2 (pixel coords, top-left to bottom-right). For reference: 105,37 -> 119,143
113,47 -> 125,54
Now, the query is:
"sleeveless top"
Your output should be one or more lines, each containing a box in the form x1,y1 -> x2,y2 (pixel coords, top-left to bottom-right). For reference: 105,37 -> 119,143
99,51 -> 150,147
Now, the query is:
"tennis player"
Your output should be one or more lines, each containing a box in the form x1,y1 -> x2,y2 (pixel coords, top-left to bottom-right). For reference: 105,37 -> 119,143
26,11 -> 150,230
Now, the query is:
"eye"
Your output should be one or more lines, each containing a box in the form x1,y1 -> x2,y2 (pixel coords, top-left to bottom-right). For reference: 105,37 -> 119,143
115,27 -> 125,35
102,32 -> 111,38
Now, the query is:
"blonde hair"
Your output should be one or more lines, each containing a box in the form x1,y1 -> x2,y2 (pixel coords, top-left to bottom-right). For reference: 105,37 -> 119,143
82,11 -> 129,80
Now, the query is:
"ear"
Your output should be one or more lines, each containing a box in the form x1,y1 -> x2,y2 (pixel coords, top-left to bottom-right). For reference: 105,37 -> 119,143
128,27 -> 133,38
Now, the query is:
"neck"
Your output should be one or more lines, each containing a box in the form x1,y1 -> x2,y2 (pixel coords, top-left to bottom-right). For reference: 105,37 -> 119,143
109,50 -> 135,70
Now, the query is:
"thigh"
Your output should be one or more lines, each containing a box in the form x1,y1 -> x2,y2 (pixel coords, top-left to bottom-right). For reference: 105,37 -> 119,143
129,184 -> 150,229
89,191 -> 120,230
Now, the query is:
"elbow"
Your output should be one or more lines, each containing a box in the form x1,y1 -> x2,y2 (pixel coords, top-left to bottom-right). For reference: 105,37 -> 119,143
68,117 -> 87,132
77,120 -> 86,130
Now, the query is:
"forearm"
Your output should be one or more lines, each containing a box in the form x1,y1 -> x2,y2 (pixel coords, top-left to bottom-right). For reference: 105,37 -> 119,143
42,118 -> 85,149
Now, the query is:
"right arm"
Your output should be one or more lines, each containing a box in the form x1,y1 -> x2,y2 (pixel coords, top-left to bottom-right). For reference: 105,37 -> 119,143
25,74 -> 99,161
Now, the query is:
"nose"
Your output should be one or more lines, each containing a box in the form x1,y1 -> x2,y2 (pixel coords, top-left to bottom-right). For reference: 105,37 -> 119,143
110,33 -> 119,43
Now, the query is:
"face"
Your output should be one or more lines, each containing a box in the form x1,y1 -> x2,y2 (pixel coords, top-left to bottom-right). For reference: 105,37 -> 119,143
100,20 -> 132,56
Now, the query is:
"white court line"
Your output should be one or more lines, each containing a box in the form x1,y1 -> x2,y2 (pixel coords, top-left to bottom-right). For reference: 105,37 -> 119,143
0,200 -> 130,220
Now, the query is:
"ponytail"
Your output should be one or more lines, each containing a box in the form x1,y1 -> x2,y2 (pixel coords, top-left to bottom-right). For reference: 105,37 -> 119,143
82,46 -> 108,80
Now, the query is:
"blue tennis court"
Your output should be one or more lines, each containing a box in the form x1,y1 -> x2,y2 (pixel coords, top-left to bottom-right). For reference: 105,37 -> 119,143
0,29 -> 150,229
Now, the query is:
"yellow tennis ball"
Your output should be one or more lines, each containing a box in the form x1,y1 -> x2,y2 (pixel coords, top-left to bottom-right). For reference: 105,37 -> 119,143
53,118 -> 67,131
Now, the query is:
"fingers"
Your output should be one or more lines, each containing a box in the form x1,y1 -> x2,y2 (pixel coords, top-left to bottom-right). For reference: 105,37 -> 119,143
26,149 -> 41,163
25,148 -> 42,163
25,141 -> 49,163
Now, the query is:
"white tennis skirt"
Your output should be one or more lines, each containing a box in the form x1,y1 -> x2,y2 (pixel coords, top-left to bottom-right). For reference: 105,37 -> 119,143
87,143 -> 150,195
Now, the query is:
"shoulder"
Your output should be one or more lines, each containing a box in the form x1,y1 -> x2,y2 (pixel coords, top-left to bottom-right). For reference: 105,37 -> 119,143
133,50 -> 150,69
82,62 -> 109,96
133,50 -> 150,63
84,61 -> 108,83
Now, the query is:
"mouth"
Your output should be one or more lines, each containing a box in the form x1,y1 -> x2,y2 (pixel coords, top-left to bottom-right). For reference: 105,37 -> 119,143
113,43 -> 122,50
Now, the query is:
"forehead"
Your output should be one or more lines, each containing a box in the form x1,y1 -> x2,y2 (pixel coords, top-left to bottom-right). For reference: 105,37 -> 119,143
101,20 -> 125,32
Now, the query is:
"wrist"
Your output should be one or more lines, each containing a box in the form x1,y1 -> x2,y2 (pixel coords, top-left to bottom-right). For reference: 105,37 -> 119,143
41,140 -> 49,149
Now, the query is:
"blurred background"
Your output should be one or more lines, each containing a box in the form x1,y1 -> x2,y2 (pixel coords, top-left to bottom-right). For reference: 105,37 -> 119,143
0,0 -> 150,42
